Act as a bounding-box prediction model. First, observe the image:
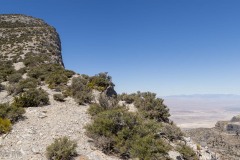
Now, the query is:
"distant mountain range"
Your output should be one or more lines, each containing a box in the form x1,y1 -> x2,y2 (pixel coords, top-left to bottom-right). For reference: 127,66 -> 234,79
164,94 -> 240,99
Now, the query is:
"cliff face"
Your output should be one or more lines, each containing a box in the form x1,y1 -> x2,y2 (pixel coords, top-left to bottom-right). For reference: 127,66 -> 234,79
0,14 -> 64,66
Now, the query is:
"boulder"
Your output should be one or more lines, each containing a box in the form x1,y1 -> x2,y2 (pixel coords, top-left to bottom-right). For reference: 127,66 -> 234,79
231,115 -> 240,122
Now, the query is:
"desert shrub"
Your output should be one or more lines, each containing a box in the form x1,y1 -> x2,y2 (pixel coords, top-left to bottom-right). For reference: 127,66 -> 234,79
46,136 -> 77,160
6,85 -> 16,95
129,133 -> 170,160
28,63 -> 73,88
88,103 -> 105,116
86,108 -> 171,159
70,77 -> 92,105
86,108 -> 137,154
62,87 -> 72,97
134,92 -> 170,123
7,73 -> 22,84
88,102 -> 120,117
0,118 -> 12,134
13,88 -> 49,107
28,64 -> 62,80
161,123 -> 184,141
98,93 -> 119,110
18,78 -> 39,89
46,73 -> 68,89
23,53 -> 50,67
16,67 -> 27,74
64,70 -> 75,78
27,66 -> 47,80
0,60 -> 15,81
81,74 -> 90,80
88,72 -> 114,91
53,94 -> 65,102
177,145 -> 198,160
7,78 -> 39,95
118,93 -> 136,104
0,103 -> 25,123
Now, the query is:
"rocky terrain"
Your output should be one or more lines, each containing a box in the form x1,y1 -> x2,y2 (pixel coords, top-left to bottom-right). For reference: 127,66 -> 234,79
186,115 -> 240,160
0,14 -> 219,160
0,85 -> 118,160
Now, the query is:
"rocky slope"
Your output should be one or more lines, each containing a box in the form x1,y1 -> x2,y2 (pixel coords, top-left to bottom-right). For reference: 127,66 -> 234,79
0,85 -> 118,160
186,115 -> 240,160
0,14 -> 217,160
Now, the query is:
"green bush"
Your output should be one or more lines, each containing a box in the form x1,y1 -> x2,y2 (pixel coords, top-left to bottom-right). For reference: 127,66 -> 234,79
27,66 -> 46,80
177,145 -> 198,160
53,94 -> 65,102
16,67 -> 27,74
64,70 -> 75,78
7,73 -> 22,84
70,77 -> 92,105
0,103 -> 25,123
88,103 -> 105,117
118,93 -> 136,104
7,78 -> 39,95
23,53 -> 51,67
28,63 -> 73,88
129,134 -> 170,160
0,118 -> 12,134
161,123 -> 184,142
86,107 -> 171,159
46,73 -> 68,88
98,94 -> 118,109
46,136 -> 77,160
88,72 -> 114,92
13,88 -> 49,107
88,103 -> 110,117
134,92 -> 170,123
0,60 -> 15,82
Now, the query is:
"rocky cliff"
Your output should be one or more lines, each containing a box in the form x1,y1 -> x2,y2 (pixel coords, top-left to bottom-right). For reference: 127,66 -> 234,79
0,14 -> 63,66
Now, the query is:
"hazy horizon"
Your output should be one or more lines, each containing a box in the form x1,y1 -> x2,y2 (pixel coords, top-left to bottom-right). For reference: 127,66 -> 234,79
164,94 -> 240,128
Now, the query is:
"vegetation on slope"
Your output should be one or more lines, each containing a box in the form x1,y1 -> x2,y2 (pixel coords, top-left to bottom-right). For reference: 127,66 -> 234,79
86,92 -> 197,160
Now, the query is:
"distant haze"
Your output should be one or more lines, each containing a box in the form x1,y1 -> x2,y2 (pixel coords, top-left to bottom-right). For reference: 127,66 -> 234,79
164,94 -> 240,128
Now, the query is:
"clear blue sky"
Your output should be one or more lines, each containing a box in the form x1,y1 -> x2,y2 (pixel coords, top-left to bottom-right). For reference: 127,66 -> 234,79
2,0 -> 240,96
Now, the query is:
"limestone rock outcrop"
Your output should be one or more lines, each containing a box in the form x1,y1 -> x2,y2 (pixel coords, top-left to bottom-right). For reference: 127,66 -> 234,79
0,14 -> 64,66
215,115 -> 240,133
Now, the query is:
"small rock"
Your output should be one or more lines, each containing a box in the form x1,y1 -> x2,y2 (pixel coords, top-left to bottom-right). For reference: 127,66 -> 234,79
0,137 -> 3,146
26,129 -> 36,134
168,151 -> 182,160
77,155 -> 90,160
42,110 -> 47,113
17,140 -> 22,145
38,113 -> 47,119
185,137 -> 191,142
32,147 -> 40,154
200,142 -> 207,147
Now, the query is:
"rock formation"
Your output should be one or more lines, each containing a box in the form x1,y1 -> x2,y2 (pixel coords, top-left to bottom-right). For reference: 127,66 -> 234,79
186,115 -> 240,160
0,14 -> 63,66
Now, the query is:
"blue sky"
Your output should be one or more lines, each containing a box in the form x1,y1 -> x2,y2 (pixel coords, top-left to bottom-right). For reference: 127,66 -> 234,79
2,0 -> 240,96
